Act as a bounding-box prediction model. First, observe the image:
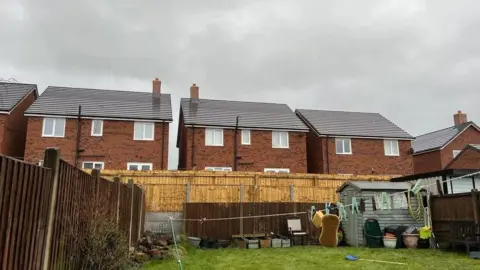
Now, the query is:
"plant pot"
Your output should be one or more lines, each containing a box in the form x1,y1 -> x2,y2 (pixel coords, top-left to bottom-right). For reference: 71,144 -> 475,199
403,233 -> 419,249
418,238 -> 430,249
383,237 -> 397,249
187,236 -> 201,248
260,238 -> 272,248
218,239 -> 230,248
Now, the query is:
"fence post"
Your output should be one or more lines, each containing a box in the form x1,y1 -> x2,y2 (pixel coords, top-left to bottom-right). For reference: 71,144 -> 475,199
113,177 -> 121,225
42,148 -> 61,270
472,191 -> 479,223
137,187 -> 144,243
91,169 -> 101,210
240,184 -> 244,236
128,179 -> 134,247
290,184 -> 297,216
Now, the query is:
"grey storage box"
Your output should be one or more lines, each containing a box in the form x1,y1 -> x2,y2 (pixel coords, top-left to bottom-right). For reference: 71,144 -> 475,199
245,238 -> 259,249
272,238 -> 282,248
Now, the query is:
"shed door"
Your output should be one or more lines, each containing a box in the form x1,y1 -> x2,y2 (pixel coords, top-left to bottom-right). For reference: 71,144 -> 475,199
345,191 -> 358,247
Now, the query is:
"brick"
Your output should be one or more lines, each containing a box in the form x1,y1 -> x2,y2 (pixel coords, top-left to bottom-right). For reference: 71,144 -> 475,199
446,147 -> 480,170
413,126 -> 480,174
178,126 -> 307,173
25,117 -> 169,170
307,134 -> 413,175
0,91 -> 36,159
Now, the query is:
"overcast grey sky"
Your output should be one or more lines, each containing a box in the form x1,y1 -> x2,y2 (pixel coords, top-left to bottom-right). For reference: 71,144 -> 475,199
1,0 -> 479,169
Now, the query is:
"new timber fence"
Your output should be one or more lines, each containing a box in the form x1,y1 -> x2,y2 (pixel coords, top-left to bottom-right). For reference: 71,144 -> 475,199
0,148 -> 145,270
96,170 -> 393,212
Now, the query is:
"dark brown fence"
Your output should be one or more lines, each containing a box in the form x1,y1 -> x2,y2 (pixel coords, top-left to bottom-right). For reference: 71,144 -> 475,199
0,156 -> 53,270
0,148 -> 145,270
430,191 -> 480,244
184,202 -> 325,240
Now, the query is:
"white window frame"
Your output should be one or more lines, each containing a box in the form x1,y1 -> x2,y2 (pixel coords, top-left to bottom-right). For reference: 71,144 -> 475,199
241,129 -> 251,145
384,140 -> 400,156
82,161 -> 105,170
205,166 -> 232,172
133,122 -> 154,141
453,150 -> 461,158
264,168 -> 290,173
91,119 -> 103,136
42,117 -> 66,137
272,131 -> 289,148
205,128 -> 224,146
127,162 -> 153,171
335,138 -> 352,154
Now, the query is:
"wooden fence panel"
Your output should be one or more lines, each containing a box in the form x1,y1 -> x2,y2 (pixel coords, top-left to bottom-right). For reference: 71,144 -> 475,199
0,156 -> 53,270
97,170 -> 391,212
184,202 -> 325,240
430,191 -> 480,245
0,150 -> 146,270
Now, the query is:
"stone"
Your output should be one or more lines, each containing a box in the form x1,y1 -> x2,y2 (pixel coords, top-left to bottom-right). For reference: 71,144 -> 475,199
138,245 -> 150,254
135,252 -> 150,263
149,249 -> 161,256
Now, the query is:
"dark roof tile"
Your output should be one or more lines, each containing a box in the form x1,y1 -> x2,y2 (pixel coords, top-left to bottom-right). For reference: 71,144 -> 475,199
180,98 -> 308,131
0,82 -> 37,111
296,109 -> 413,139
25,86 -> 172,121
412,122 -> 477,154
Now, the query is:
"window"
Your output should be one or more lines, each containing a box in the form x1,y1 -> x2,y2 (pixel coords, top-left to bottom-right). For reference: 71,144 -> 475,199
205,128 -> 223,146
335,138 -> 352,154
373,192 -> 408,210
42,118 -> 66,137
272,131 -> 289,148
205,167 -> 232,171
241,129 -> 251,145
453,150 -> 461,158
264,168 -> 290,173
91,120 -> 103,136
384,140 -> 399,156
127,162 -> 152,171
134,122 -> 154,140
82,161 -> 104,170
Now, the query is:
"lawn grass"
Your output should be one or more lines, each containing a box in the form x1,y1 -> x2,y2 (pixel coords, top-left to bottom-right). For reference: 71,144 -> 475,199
141,246 -> 478,270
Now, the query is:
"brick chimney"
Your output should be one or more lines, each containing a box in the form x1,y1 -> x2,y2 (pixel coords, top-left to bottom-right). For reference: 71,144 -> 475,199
190,83 -> 199,99
152,78 -> 161,96
453,110 -> 467,125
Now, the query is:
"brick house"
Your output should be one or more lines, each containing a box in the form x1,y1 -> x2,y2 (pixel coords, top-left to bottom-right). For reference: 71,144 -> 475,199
412,111 -> 480,174
0,82 -> 38,159
176,84 -> 308,173
295,109 -> 414,175
24,78 -> 172,170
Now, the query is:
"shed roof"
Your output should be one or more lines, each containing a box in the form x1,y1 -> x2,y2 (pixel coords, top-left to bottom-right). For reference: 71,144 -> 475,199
412,122 -> 479,154
295,109 -> 413,139
25,86 -> 172,121
337,181 -> 411,193
180,98 -> 308,131
0,82 -> 37,112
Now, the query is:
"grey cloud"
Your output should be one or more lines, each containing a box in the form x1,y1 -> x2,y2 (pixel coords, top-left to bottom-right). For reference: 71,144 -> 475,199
1,0 -> 479,169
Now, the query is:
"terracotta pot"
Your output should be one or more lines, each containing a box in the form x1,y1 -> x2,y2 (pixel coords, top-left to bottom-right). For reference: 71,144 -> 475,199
403,233 -> 419,248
